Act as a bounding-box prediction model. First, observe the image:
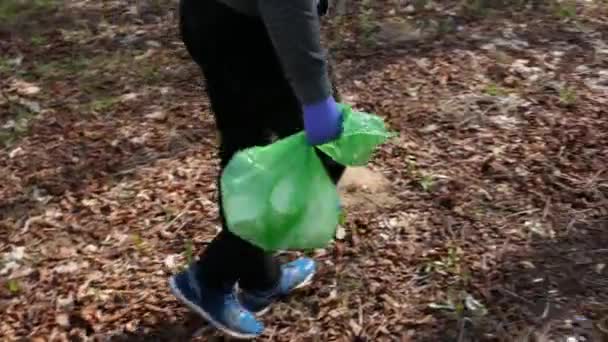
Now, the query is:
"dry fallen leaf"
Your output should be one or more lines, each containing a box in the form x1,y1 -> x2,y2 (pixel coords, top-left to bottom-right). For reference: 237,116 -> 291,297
349,319 -> 363,336
9,147 -> 25,159
120,92 -> 138,102
164,254 -> 181,269
2,2 -> 607,341
56,294 -> 75,310
335,226 -> 347,240
55,313 -> 70,328
54,261 -> 87,274
11,79 -> 41,95
145,110 -> 167,122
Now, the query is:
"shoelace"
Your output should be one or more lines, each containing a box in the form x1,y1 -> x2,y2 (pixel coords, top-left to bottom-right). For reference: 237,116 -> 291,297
186,270 -> 248,315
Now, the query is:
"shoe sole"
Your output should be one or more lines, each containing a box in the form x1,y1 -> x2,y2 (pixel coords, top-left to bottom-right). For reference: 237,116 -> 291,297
169,277 -> 260,340
251,271 -> 315,317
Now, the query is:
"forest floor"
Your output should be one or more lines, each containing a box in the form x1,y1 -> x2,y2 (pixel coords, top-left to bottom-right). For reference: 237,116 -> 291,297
1,0 -> 607,341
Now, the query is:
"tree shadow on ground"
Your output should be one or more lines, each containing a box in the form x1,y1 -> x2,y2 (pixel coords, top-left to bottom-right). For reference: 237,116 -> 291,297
0,0 -> 210,225
329,0 -> 606,94
429,218 -> 608,342
106,313 -> 209,342
95,219 -> 608,342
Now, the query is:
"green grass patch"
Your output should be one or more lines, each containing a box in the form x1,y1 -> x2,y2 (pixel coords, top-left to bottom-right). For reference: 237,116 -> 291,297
34,57 -> 90,80
554,0 -> 577,19
419,173 -> 436,192
483,82 -> 509,97
559,85 -> 577,106
89,96 -> 119,114
0,0 -> 57,24
138,64 -> 163,84
0,104 -> 38,147
5,279 -> 21,294
30,34 -> 47,46
0,57 -> 12,74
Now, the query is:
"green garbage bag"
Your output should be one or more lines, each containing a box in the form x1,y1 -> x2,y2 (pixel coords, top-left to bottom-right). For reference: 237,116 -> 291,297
220,104 -> 394,252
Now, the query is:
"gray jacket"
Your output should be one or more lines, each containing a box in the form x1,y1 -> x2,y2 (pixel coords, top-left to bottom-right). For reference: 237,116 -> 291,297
218,0 -> 331,105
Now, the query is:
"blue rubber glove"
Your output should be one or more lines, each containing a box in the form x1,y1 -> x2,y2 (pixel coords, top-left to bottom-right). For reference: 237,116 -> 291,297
303,96 -> 343,145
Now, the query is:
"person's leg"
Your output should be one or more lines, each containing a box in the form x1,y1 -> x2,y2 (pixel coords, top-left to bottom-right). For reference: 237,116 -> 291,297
169,0 -> 284,337
194,90 -> 280,292
175,0 -> 345,320
178,0 -> 283,293
235,28 -> 346,315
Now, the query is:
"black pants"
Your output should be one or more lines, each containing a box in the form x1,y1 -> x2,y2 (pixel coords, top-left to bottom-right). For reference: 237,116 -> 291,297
179,0 -> 345,292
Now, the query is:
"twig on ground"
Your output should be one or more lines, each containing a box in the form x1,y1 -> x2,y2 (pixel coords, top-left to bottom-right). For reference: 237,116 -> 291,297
266,326 -> 277,341
160,197 -> 205,235
504,208 -> 541,219
497,287 -> 536,306
457,317 -> 472,342
542,196 -> 551,221
565,248 -> 608,254
21,215 -> 62,234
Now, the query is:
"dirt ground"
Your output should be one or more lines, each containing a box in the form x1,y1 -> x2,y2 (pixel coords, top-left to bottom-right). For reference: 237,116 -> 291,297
1,0 -> 607,341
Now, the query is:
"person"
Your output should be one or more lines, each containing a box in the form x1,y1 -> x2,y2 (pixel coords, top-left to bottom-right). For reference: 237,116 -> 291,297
170,0 -> 345,339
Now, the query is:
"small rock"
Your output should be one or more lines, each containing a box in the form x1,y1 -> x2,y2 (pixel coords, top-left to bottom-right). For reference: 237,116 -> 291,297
420,124 -> 439,133
17,98 -> 41,113
5,246 -> 26,262
56,294 -> 75,310
164,254 -> 181,269
2,120 -> 16,129
8,55 -> 23,67
0,261 -> 20,276
145,110 -> 167,122
120,93 -> 138,102
313,248 -> 328,257
54,261 -> 80,274
376,20 -> 427,44
504,76 -> 518,86
56,313 -> 70,328
12,79 -> 40,96
83,245 -> 98,254
481,43 -> 496,51
329,289 -> 338,300
130,133 -> 151,145
146,40 -> 161,48
58,247 -> 77,259
135,48 -> 155,61
335,226 -> 347,240
9,147 -> 25,159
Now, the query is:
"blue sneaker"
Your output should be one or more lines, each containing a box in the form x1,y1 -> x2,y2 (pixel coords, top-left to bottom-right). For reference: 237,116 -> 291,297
169,266 -> 264,339
237,257 -> 316,315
